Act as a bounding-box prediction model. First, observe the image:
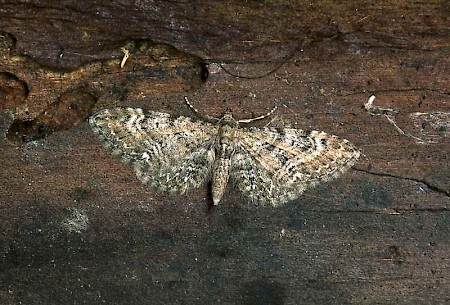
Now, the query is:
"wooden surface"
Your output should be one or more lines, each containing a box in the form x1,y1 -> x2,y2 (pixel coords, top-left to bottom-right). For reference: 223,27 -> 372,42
0,1 -> 449,304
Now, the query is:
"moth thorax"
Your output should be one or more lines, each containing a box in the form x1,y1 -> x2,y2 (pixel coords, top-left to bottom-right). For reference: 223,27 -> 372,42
218,124 -> 236,145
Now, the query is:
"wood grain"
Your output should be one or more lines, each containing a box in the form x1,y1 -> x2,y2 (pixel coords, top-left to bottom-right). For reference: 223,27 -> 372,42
0,1 -> 448,304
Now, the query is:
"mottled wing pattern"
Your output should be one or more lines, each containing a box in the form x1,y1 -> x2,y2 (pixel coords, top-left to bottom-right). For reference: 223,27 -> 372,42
231,127 -> 360,206
89,107 -> 217,193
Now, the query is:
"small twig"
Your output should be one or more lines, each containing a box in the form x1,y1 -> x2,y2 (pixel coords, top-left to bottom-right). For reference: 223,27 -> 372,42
120,47 -> 130,68
364,95 -> 425,143
364,95 -> 398,116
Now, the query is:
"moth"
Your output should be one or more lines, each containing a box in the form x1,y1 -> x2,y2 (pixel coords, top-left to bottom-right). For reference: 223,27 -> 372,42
89,98 -> 360,206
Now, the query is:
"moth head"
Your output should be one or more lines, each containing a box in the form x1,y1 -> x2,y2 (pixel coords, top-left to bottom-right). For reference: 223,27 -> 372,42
220,110 -> 239,127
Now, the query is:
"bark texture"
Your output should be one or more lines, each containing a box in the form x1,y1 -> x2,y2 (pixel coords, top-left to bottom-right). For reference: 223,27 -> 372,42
0,1 -> 449,304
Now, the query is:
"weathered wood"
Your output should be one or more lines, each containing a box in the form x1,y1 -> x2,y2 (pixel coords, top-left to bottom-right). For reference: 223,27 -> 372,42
0,1 -> 448,304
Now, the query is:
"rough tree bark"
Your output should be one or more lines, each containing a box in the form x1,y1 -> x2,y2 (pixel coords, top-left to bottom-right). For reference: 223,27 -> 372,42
0,1 -> 448,304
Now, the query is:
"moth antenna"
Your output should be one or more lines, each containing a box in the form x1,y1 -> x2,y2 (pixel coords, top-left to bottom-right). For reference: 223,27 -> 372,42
184,96 -> 220,121
238,106 -> 278,124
